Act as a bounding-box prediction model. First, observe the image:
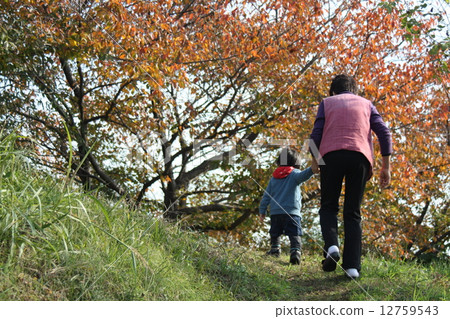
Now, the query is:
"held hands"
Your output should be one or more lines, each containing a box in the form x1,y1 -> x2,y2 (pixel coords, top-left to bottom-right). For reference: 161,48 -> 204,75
311,159 -> 320,174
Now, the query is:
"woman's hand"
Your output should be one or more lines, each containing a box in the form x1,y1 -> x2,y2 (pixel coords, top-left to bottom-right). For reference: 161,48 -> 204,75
380,156 -> 391,188
311,159 -> 320,174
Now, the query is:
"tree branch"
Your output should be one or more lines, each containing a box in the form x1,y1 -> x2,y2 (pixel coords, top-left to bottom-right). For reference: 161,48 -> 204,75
87,152 -> 127,197
413,231 -> 450,259
177,203 -> 236,214
59,57 -> 81,98
175,131 -> 259,188
85,79 -> 135,124
136,175 -> 161,204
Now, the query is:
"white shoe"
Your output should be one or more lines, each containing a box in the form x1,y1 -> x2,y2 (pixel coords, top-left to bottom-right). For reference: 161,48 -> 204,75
322,245 -> 340,272
327,245 -> 339,257
344,268 -> 360,279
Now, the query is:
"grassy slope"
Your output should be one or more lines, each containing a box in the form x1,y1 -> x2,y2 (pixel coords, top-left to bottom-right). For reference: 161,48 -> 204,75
0,134 -> 448,301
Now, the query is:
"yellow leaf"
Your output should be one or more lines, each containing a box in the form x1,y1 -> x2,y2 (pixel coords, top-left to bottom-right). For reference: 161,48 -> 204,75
160,23 -> 170,31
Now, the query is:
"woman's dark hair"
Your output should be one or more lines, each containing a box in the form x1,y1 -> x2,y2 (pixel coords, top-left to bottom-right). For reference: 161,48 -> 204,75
276,148 -> 301,168
329,74 -> 358,96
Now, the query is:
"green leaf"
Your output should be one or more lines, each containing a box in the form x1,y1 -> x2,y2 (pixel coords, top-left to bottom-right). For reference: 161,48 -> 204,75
379,1 -> 397,13
429,44 -> 440,55
440,61 -> 448,73
404,33 -> 413,42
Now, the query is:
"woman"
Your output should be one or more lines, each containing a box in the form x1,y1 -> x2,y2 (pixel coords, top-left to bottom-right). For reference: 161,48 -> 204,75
310,74 -> 392,279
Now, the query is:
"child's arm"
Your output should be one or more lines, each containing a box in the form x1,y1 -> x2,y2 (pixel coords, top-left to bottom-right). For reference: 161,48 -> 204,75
259,182 -> 271,220
293,167 -> 314,185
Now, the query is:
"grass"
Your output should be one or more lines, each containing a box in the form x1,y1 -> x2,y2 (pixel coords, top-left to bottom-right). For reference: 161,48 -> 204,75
0,131 -> 448,301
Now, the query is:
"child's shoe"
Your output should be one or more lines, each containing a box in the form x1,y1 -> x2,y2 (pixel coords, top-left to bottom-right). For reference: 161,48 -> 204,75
266,248 -> 281,257
289,250 -> 301,265
322,245 -> 340,272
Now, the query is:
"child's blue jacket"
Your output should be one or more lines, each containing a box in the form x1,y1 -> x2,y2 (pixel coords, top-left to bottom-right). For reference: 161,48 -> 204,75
259,166 -> 313,217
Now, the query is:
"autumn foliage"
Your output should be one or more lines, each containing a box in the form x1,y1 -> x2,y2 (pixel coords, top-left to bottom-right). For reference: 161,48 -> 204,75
0,0 -> 448,260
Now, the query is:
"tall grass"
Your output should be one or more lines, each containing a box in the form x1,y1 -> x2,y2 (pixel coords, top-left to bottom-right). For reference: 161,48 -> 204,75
0,132 -> 232,300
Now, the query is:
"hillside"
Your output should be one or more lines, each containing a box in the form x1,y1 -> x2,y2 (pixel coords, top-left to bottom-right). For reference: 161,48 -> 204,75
0,133 -> 448,301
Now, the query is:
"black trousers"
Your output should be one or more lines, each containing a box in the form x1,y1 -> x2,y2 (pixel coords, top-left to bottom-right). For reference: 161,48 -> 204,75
270,214 -> 302,252
319,150 -> 370,271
